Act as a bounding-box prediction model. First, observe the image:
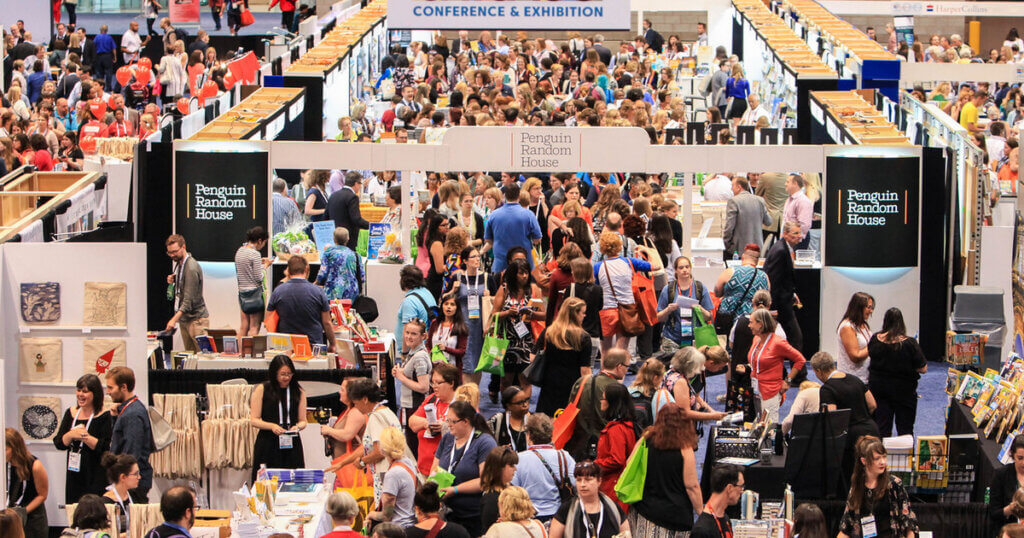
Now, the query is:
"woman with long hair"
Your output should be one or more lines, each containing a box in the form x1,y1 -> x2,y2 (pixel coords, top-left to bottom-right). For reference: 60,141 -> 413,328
838,437 -> 918,538
249,355 -> 307,482
235,226 -> 271,338
867,307 -> 928,437
546,242 -> 584,325
550,461 -> 630,538
431,400 -> 497,536
442,226 -> 469,295
590,184 -> 620,236
457,193 -> 485,248
837,292 -> 875,383
594,232 -> 653,353
454,246 -> 488,384
428,292 -> 469,374
725,64 -> 750,129
629,358 -> 666,429
0,508 -> 25,538
488,386 -> 531,452
489,258 -> 539,394
479,445 -> 520,532
54,374 -> 112,503
302,169 -> 329,222
629,403 -> 702,537
657,256 -> 715,353
596,383 -> 638,511
100,453 -> 139,533
424,213 -> 451,300
536,297 -> 593,416
322,376 -> 370,492
5,428 -> 48,538
793,503 -> 828,538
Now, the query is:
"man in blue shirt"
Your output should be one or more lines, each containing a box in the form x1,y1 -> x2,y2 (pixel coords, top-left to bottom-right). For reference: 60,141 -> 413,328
271,178 -> 301,235
106,366 -> 155,501
483,182 -> 542,275
395,264 -> 436,352
266,256 -> 338,351
93,25 -> 117,90
144,486 -> 196,538
55,98 -> 79,133
511,414 -> 576,521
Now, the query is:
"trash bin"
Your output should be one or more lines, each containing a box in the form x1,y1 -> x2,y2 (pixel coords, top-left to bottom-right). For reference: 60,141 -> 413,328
949,285 -> 1006,371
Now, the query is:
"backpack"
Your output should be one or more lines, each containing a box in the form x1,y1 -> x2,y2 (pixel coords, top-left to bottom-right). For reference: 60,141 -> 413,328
668,279 -> 704,306
532,449 -> 575,503
629,387 -> 653,430
410,291 -> 438,325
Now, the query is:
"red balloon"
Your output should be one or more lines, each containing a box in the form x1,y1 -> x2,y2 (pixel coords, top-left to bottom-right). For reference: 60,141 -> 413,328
115,66 -> 132,87
176,97 -> 190,115
201,80 -> 219,99
197,95 -> 206,108
107,94 -> 118,110
88,98 -> 107,120
135,68 -> 151,86
137,57 -> 152,71
223,71 -> 236,90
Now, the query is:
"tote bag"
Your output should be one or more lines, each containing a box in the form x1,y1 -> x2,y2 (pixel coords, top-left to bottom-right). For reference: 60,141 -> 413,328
628,259 -> 659,327
692,307 -> 719,348
239,8 -> 255,27
552,375 -> 590,449
603,262 -> 644,336
475,314 -> 507,376
614,437 -> 648,504
340,470 -> 375,532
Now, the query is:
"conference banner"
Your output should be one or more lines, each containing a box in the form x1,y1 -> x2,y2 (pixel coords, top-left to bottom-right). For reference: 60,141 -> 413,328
169,0 -> 201,26
387,0 -> 630,30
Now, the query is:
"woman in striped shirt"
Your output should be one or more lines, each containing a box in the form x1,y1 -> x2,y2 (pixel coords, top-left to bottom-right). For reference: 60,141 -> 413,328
235,226 -> 272,338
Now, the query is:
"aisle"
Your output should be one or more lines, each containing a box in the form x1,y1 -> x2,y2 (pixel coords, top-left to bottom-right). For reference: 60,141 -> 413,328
480,364 -> 948,480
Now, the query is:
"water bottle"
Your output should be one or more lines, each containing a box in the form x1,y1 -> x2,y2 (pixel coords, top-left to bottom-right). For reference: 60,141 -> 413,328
732,251 -> 740,261
985,486 -> 991,504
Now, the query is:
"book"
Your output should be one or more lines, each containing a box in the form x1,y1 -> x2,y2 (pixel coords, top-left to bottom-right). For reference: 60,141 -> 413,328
291,335 -> 312,359
956,371 -> 988,408
946,368 -> 967,395
267,333 -> 293,352
915,435 -> 948,472
971,379 -> 998,415
241,336 -> 254,358
222,336 -> 239,356
252,335 -> 268,358
195,335 -> 217,354
947,433 -> 978,480
946,331 -> 985,366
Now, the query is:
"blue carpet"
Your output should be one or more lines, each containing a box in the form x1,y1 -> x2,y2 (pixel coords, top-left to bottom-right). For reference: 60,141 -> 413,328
75,11 -> 287,37
477,363 -> 950,480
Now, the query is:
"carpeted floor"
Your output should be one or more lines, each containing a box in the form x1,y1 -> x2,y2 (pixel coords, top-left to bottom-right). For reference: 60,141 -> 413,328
76,10 -> 290,37
477,361 -> 950,479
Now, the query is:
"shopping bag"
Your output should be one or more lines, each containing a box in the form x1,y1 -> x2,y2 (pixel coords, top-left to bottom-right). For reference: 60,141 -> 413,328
239,8 -> 255,27
629,259 -> 659,326
426,469 -> 456,489
553,374 -> 590,449
614,437 -> 648,504
475,314 -> 507,376
430,344 -> 449,363
692,307 -> 719,348
339,469 -> 375,531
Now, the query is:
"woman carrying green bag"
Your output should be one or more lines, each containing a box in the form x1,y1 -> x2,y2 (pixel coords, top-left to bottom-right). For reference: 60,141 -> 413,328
475,313 -> 507,378
488,258 -> 538,395
621,403 -> 704,537
656,257 -> 715,354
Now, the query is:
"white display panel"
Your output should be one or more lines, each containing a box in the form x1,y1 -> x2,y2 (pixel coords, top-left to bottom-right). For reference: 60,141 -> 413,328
387,0 -> 630,30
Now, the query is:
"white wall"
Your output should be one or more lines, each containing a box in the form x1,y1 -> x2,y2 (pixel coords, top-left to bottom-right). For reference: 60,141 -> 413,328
0,243 -> 148,519
980,226 -> 1013,360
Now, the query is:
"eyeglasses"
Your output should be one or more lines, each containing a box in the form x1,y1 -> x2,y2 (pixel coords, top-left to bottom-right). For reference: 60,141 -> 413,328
431,378 -> 451,386
165,246 -> 181,256
128,471 -> 141,477
446,418 -> 465,425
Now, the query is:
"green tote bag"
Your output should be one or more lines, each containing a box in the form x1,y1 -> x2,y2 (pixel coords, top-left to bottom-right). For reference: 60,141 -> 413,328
475,313 -> 507,376
692,307 -> 720,349
614,437 -> 649,504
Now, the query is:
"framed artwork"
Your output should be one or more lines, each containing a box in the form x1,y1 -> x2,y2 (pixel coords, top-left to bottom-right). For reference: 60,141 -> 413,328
19,396 -> 61,440
19,337 -> 62,383
83,339 -> 127,376
20,282 -> 61,323
83,282 -> 127,326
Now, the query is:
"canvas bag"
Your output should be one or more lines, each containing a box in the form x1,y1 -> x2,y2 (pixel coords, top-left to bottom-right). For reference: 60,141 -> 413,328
82,339 -> 126,376
475,313 -> 507,376
629,259 -> 659,326
552,375 -> 591,449
692,307 -> 720,348
614,437 -> 649,504
19,337 -> 62,382
83,282 -> 127,326
148,406 -> 178,452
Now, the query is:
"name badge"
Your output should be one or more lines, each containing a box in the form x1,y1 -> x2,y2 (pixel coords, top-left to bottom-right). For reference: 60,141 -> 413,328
68,451 -> 82,472
680,308 -> 692,318
467,294 -> 480,319
861,515 -> 878,538
751,377 -> 760,396
513,320 -> 530,338
279,433 -> 294,449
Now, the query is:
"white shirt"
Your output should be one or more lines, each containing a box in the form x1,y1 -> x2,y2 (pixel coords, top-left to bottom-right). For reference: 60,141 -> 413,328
703,175 -> 734,201
987,135 -> 1006,167
741,104 -> 771,126
122,30 -> 142,64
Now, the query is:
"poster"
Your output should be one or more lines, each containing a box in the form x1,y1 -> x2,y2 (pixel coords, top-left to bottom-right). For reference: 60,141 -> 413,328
368,223 -> 391,259
387,0 -> 630,30
824,156 -> 919,268
174,151 -> 269,262
312,220 -> 337,253
893,16 -> 915,46
83,339 -> 127,376
169,0 -> 201,26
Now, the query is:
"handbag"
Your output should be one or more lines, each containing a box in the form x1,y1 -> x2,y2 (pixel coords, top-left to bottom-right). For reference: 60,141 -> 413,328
552,374 -> 590,449
239,8 -> 255,27
614,437 -> 648,504
238,286 -> 264,314
430,344 -> 449,363
714,268 -> 760,334
630,259 -> 659,326
475,313 -> 507,376
692,307 -> 719,348
523,347 -> 547,386
148,406 -> 178,452
604,262 -> 644,336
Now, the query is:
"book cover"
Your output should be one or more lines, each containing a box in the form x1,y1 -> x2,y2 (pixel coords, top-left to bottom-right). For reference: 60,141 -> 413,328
267,333 -> 293,351
947,434 -> 978,480
252,335 -> 268,358
985,368 -> 1001,382
222,336 -> 239,356
241,336 -> 254,358
915,436 -> 948,472
291,335 -> 312,359
195,335 -> 216,354
946,368 -> 967,395
970,378 -> 997,414
956,371 -> 987,408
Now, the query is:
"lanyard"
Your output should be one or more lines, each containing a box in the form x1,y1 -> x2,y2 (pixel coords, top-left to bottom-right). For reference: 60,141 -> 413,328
71,407 -> 96,452
121,396 -> 141,414
752,334 -> 773,378
579,498 -> 604,538
467,272 -> 482,296
278,386 -> 291,427
703,504 -> 731,538
504,412 -> 525,448
448,432 -> 475,473
111,485 -> 133,532
173,254 -> 189,309
7,464 -> 26,506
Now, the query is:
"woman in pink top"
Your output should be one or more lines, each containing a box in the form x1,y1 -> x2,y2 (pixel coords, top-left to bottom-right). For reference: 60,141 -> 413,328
747,308 -> 806,424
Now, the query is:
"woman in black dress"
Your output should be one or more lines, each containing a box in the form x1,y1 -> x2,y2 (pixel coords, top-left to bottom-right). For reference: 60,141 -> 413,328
536,297 -> 593,416
249,355 -> 307,482
867,308 -> 928,437
53,374 -> 112,503
811,351 -> 879,492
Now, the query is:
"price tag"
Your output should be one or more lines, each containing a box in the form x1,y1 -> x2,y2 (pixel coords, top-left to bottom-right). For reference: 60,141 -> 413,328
68,452 -> 82,472
279,433 -> 294,449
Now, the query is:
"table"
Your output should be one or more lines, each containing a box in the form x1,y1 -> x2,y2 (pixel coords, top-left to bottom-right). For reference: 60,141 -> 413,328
700,429 -> 788,501
945,400 -> 1001,502
230,483 -> 333,537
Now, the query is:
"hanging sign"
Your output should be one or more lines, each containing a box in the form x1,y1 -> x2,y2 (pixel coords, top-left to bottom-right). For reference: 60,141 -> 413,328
387,0 -> 630,30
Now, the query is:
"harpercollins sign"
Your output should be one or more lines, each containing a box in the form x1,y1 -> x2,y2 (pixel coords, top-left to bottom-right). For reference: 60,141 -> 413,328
387,0 -> 630,30
819,1 -> 1024,16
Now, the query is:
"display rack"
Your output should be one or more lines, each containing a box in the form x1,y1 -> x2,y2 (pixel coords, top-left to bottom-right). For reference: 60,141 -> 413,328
187,87 -> 306,142
809,90 -> 910,145
0,170 -> 105,244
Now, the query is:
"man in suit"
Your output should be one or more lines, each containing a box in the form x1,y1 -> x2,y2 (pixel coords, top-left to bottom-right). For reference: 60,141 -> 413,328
326,170 -> 369,250
77,27 -> 97,70
588,34 -> 612,65
642,19 -> 665,53
763,221 -> 804,353
723,176 -> 772,258
755,171 -> 788,240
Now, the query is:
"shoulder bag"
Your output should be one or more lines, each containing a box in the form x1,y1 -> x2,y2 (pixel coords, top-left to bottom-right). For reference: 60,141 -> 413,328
604,261 -> 644,336
714,267 -> 759,334
148,405 -> 177,452
553,374 -> 590,449
532,449 -> 574,502
238,287 -> 264,314
628,258 -> 659,327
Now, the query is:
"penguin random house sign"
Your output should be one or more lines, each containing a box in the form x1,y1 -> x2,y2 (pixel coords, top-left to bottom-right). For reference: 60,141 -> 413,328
387,0 -> 630,30
824,156 -> 919,268
511,131 -> 583,170
174,151 -> 270,262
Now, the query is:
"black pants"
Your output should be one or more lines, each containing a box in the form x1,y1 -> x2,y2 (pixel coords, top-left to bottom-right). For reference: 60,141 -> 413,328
776,303 -> 803,354
65,3 -> 77,26
282,10 -> 295,31
872,379 -> 918,437
95,52 -> 114,89
211,5 -> 223,29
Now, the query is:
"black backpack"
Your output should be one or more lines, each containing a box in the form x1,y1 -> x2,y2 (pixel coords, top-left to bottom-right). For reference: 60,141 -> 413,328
629,387 -> 654,430
410,291 -> 438,325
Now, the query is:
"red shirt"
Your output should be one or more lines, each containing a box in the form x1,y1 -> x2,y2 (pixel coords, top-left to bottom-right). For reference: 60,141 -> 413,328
412,394 -> 451,475
33,149 -> 53,171
109,120 -> 133,137
321,530 -> 362,538
596,419 -> 636,512
748,334 -> 806,400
